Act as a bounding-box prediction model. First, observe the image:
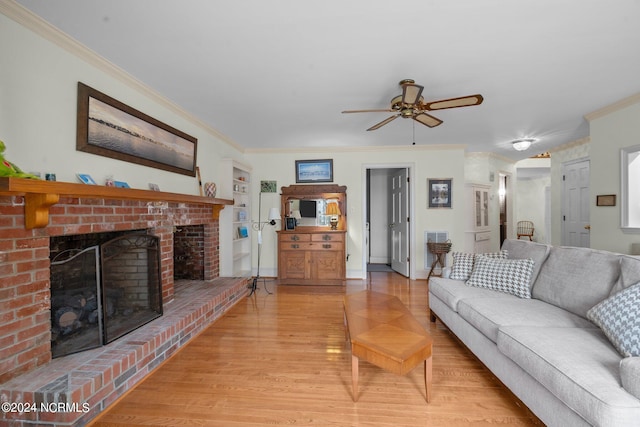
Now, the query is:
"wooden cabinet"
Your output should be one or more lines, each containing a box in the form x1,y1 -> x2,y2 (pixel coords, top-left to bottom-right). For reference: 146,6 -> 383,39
277,184 -> 347,285
278,231 -> 346,285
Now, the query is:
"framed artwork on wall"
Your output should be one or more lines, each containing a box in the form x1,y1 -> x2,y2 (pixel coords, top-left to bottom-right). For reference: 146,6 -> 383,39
428,178 -> 452,208
76,82 -> 198,177
295,159 -> 333,183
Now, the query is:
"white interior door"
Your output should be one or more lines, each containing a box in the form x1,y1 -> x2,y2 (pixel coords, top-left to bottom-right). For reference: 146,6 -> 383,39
390,168 -> 409,276
562,159 -> 590,247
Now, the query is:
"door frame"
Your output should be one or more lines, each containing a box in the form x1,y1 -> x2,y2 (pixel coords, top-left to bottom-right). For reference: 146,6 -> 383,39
362,163 -> 416,279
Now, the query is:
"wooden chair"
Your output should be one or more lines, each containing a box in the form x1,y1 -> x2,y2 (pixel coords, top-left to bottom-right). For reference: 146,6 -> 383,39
517,221 -> 534,241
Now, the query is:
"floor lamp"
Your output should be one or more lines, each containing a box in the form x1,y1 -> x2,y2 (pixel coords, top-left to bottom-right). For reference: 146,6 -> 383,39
249,192 -> 280,296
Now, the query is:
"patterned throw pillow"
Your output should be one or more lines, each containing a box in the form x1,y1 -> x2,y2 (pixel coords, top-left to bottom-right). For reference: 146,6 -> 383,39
465,256 -> 534,298
449,250 -> 508,281
587,282 -> 640,357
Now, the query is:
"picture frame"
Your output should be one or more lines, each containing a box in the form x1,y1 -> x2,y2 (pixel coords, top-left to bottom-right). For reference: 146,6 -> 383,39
76,82 -> 198,177
237,226 -> 249,239
114,181 -> 130,188
261,180 -> 277,193
285,217 -> 296,230
428,178 -> 453,208
77,173 -> 97,185
148,183 -> 160,191
596,194 -> 616,206
295,159 -> 333,183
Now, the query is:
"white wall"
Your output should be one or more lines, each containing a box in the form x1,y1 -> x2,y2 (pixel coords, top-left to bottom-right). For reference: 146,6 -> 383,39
246,146 -> 467,279
589,95 -> 640,253
0,11 -> 243,194
516,176 -> 550,243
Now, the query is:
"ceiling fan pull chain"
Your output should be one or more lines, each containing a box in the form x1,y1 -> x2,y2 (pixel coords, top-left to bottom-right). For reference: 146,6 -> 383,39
412,120 -> 416,145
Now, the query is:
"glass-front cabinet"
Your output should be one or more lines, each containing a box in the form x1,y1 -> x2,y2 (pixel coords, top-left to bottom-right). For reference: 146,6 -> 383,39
466,183 -> 492,253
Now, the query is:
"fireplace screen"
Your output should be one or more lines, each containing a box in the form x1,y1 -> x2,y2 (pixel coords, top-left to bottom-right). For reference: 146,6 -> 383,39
50,246 -> 102,358
50,232 -> 162,358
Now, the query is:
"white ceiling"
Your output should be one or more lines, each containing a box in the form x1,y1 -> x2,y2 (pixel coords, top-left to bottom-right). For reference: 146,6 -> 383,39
14,0 -> 640,160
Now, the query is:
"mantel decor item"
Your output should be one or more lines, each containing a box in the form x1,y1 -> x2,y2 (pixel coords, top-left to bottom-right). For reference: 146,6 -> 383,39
596,194 -> 616,206
76,82 -> 198,177
295,159 -> 333,183
428,178 -> 453,208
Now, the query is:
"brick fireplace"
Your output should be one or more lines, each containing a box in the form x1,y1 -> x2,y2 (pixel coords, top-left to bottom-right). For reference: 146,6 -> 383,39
0,180 -> 248,425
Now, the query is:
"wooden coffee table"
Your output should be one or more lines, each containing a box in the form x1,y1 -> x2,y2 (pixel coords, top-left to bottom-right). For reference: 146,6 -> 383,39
343,290 -> 433,402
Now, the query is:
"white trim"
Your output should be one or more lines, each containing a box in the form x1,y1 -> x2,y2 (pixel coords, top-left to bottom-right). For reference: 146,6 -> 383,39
621,144 -> 640,232
361,162 -> 416,280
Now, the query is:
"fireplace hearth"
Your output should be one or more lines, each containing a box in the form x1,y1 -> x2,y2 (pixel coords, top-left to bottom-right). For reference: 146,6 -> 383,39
50,231 -> 162,358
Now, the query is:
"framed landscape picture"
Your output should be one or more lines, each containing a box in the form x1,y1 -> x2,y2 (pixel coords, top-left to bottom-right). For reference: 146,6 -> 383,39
295,159 -> 333,183
428,178 -> 452,208
76,82 -> 198,176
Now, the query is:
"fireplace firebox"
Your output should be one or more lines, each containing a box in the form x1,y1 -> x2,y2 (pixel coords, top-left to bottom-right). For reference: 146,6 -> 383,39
50,231 -> 162,358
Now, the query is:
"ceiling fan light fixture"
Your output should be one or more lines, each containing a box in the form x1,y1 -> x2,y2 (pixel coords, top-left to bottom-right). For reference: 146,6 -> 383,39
512,138 -> 536,151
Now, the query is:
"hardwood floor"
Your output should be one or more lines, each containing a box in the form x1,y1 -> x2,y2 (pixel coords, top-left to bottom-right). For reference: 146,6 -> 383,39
90,273 -> 543,426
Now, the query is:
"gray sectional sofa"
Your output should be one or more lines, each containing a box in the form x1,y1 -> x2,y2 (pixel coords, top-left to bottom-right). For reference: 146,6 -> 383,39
428,239 -> 640,427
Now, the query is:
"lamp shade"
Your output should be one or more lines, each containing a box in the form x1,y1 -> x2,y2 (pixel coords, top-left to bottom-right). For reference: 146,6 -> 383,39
268,207 -> 280,221
291,210 -> 302,220
325,202 -> 340,216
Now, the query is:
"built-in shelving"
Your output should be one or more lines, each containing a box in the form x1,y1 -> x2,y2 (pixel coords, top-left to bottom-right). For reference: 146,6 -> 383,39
0,177 -> 232,229
219,160 -> 252,277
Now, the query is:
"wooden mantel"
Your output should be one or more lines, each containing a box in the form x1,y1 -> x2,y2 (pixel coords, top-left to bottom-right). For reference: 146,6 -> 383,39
0,177 -> 233,229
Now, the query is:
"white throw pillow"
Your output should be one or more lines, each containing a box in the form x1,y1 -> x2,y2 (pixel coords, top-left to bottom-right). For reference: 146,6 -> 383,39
465,255 -> 534,298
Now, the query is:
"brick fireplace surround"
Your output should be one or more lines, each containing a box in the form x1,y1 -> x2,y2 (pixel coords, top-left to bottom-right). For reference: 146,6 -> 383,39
0,188 -> 249,426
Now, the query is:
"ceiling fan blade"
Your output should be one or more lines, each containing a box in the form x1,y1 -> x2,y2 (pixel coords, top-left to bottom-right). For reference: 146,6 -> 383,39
402,83 -> 424,105
342,109 -> 395,114
414,113 -> 443,128
367,115 -> 399,131
425,94 -> 484,110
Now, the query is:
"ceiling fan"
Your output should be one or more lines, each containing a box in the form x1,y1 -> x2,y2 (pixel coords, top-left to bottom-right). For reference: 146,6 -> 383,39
342,79 -> 483,131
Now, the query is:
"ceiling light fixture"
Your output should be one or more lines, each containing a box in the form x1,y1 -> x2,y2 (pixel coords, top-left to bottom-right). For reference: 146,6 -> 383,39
512,138 -> 536,151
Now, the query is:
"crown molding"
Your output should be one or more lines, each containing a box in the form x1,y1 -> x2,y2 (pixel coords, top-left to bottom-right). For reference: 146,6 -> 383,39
585,92 -> 640,122
547,136 -> 590,154
0,0 -> 245,153
245,143 -> 467,155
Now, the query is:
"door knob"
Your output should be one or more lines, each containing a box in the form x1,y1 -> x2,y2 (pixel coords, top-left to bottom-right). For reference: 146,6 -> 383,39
584,225 -> 591,230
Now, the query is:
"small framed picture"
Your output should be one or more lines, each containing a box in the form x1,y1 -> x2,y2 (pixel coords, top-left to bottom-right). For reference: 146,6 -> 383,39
428,178 -> 453,208
596,194 -> 616,206
261,180 -> 277,193
114,181 -> 130,188
77,173 -> 97,185
148,183 -> 160,191
285,217 -> 296,230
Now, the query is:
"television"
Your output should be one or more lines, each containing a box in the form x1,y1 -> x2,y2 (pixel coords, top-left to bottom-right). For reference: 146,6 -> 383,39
299,200 -> 317,218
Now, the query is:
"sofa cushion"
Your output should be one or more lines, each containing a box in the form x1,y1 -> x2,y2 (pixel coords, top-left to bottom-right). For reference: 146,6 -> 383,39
466,256 -> 534,298
501,239 -> 550,286
611,255 -> 640,296
532,246 -> 620,318
458,297 -> 596,343
449,250 -> 507,281
587,282 -> 640,357
428,277 -> 513,312
498,326 -> 640,426
620,357 -> 640,400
